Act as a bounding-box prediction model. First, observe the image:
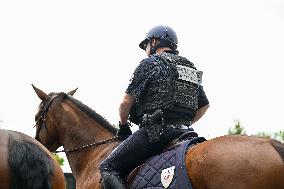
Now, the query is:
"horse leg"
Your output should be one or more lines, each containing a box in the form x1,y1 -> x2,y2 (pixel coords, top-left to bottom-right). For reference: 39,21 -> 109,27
185,136 -> 284,189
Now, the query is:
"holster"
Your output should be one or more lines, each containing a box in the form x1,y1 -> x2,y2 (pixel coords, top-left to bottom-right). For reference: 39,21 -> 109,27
141,109 -> 163,143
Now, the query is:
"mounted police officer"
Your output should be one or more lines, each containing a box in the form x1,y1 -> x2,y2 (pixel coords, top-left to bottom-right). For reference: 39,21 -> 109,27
99,25 -> 210,189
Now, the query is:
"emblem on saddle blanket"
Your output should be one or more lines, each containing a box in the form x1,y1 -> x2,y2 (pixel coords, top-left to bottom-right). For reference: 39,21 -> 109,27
161,166 -> 175,188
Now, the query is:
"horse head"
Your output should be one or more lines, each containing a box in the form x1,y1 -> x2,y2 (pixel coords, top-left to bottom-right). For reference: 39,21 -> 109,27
32,84 -> 121,188
32,84 -> 78,152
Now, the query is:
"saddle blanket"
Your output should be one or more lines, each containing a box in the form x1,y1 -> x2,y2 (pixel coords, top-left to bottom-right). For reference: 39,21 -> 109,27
130,137 -> 206,189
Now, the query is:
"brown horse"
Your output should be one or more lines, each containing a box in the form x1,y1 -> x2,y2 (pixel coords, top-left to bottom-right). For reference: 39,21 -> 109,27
0,128 -> 66,189
32,85 -> 284,189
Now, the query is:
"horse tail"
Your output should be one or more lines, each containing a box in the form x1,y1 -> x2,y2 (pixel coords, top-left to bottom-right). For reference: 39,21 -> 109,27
8,138 -> 53,189
270,139 -> 284,162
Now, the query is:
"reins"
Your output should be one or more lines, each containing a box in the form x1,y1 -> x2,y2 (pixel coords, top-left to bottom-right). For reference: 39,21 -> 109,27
53,135 -> 120,153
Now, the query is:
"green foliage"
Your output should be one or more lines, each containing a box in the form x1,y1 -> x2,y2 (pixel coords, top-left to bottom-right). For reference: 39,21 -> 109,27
52,153 -> 64,166
228,120 -> 246,135
228,120 -> 283,142
253,132 -> 272,139
274,131 -> 284,142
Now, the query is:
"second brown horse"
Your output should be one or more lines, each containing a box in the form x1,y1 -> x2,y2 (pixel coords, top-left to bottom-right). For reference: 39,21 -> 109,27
0,128 -> 66,189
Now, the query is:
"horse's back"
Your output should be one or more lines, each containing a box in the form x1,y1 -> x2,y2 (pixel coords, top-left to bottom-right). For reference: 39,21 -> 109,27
0,129 -> 65,189
186,135 -> 284,189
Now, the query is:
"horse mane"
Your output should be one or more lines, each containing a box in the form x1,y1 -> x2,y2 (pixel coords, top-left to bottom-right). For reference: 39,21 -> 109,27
270,139 -> 284,162
58,93 -> 118,135
8,133 -> 53,189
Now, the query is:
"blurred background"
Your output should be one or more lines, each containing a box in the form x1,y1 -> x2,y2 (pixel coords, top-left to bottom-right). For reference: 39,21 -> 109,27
1,0 -> 283,173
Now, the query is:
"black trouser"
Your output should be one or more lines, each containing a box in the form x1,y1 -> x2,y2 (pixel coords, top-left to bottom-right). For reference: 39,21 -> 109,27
99,126 -> 191,180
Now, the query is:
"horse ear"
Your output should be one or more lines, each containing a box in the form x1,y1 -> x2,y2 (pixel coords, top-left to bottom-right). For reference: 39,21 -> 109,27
67,87 -> 78,96
31,84 -> 50,101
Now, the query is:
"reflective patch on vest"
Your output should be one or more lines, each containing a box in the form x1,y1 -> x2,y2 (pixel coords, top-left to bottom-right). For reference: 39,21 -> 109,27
161,166 -> 175,188
176,65 -> 203,85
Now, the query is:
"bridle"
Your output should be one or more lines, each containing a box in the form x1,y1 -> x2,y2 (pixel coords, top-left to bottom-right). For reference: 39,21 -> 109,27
35,94 -> 61,141
34,93 -> 120,153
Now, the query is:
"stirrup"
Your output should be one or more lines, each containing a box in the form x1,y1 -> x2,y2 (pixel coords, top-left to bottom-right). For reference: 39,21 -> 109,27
101,174 -> 126,189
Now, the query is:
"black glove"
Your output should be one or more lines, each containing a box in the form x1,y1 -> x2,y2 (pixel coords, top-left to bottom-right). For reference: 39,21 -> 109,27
116,122 -> 132,140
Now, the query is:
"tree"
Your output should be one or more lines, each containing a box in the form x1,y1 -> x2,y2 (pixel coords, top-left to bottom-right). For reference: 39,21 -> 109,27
252,132 -> 272,139
228,120 -> 246,135
228,120 -> 284,142
274,131 -> 284,142
53,153 -> 64,166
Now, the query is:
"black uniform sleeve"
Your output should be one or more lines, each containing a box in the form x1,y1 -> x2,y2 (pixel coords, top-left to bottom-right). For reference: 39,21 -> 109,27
126,59 -> 151,100
198,85 -> 209,109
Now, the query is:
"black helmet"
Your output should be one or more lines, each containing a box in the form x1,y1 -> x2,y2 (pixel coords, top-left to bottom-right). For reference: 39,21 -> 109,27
139,25 -> 178,50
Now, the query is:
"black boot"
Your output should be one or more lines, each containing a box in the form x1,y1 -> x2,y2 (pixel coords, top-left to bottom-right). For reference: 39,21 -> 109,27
101,174 -> 126,189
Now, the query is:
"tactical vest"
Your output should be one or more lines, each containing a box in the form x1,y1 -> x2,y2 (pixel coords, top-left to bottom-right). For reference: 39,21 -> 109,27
130,52 -> 202,125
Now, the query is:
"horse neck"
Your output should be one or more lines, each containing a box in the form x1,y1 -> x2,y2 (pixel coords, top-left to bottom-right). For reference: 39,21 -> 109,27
51,99 -> 119,179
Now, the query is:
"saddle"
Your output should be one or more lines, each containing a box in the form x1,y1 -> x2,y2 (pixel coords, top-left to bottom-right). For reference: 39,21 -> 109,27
126,109 -> 205,188
127,135 -> 206,189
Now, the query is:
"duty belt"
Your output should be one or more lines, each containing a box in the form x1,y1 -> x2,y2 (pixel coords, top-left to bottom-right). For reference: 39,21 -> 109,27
140,109 -> 193,143
163,118 -> 192,126
165,125 -> 192,130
